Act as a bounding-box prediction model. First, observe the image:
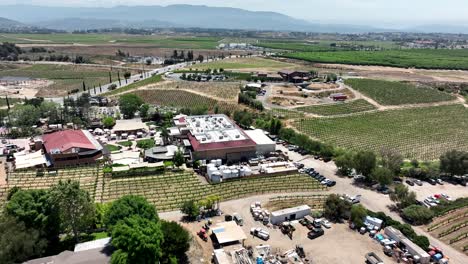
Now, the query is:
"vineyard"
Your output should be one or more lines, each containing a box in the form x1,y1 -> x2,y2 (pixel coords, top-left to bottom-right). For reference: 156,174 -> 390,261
133,89 -> 241,113
296,99 -> 376,116
268,108 -> 305,119
6,166 -> 102,201
192,57 -> 293,71
255,40 -> 398,52
427,206 -> 468,254
282,49 -> 468,70
145,81 -> 241,100
345,79 -> 455,105
266,194 -> 328,211
293,104 -> 468,160
0,64 -> 127,97
101,171 -> 326,212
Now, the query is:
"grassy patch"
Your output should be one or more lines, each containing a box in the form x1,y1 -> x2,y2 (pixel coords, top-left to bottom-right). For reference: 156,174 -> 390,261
346,79 -> 455,105
283,49 -> 468,70
296,99 -> 376,116
117,141 -> 132,147
105,144 -> 121,152
293,104 -> 468,160
136,139 -> 155,149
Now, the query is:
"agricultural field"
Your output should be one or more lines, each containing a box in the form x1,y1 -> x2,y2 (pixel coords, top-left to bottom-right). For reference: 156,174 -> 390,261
133,89 -> 240,113
190,57 -> 294,71
268,108 -> 305,119
102,171 -> 326,212
256,40 -> 398,52
283,49 -> 468,70
0,64 -> 129,97
145,80 -> 241,100
293,104 -> 468,160
296,99 -> 376,116
104,74 -> 162,96
345,79 -> 455,105
0,34 -> 221,49
6,166 -> 102,201
427,206 -> 468,254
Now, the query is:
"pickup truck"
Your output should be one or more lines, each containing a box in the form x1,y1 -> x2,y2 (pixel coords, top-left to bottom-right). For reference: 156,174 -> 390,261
365,252 -> 384,264
250,227 -> 270,240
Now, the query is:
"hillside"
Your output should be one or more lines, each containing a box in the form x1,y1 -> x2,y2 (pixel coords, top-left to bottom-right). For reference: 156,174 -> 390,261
0,4 -> 383,33
0,17 -> 24,29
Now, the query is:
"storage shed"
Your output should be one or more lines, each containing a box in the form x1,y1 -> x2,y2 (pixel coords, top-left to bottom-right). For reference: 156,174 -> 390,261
384,227 -> 430,264
270,205 -> 311,225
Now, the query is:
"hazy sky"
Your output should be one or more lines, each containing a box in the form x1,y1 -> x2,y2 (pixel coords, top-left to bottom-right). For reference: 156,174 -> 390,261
3,0 -> 468,26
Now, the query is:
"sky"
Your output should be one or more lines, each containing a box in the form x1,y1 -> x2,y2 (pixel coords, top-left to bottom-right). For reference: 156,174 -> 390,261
3,0 -> 468,27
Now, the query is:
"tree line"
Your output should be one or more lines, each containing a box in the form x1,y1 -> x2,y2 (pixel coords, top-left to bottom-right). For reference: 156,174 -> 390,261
1,181 -> 190,264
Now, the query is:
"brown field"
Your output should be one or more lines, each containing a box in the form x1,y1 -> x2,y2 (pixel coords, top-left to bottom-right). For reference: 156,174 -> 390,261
144,80 -> 240,101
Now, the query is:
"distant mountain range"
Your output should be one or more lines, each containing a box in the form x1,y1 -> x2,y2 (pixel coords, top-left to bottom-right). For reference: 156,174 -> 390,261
0,4 -> 467,34
0,17 -> 25,29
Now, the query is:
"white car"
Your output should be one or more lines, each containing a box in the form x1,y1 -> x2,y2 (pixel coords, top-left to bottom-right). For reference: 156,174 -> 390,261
441,193 -> 453,201
321,220 -> 332,229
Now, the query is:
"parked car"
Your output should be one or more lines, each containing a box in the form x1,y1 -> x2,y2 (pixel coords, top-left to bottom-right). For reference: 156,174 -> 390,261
414,179 -> 423,186
314,155 -> 320,160
307,228 -> 324,239
427,178 -> 437,185
436,179 -> 444,185
326,180 -> 336,187
321,220 -> 332,229
233,213 -> 243,226
406,179 -> 415,186
250,228 -> 270,240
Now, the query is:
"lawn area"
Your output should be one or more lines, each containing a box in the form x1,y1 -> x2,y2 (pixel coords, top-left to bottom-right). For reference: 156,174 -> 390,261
345,79 -> 456,105
0,64 -> 126,97
296,99 -> 376,116
117,141 -> 133,147
293,104 -> 468,160
136,139 -> 155,149
191,57 -> 293,70
0,34 -> 221,49
105,144 -> 121,152
282,49 -> 468,70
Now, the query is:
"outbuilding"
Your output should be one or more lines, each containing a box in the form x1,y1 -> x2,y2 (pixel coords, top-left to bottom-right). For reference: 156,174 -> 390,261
270,205 -> 311,225
244,129 -> 276,155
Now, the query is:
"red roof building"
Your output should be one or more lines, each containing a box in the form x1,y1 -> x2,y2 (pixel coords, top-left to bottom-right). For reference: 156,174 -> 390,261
181,115 -> 257,161
42,130 -> 103,167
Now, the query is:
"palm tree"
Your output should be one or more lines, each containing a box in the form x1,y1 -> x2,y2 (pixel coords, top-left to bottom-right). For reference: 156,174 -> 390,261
160,127 -> 169,146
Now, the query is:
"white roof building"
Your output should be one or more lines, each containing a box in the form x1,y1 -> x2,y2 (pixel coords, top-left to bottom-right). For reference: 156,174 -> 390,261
244,129 -> 276,154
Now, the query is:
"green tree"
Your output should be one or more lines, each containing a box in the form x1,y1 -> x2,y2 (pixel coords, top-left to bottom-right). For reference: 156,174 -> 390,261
48,180 -> 95,242
180,200 -> 199,220
440,150 -> 468,177
353,150 -> 377,179
160,221 -> 190,263
160,127 -> 170,146
105,195 -> 158,228
102,116 -> 116,129
402,205 -> 434,225
6,189 -> 60,245
173,148 -> 185,169
323,194 -> 351,222
372,167 -> 393,188
123,71 -> 131,83
380,148 -> 403,174
111,215 -> 164,264
350,204 -> 367,228
390,184 -> 417,209
119,94 -> 144,119
335,152 -> 354,176
139,104 -> 150,119
0,216 -> 48,264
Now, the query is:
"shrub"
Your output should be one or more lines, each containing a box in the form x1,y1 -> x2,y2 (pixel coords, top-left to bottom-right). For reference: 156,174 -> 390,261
402,205 -> 434,225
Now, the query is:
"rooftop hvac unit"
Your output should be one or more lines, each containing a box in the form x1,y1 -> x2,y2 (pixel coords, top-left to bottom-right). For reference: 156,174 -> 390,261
201,138 -> 206,142
235,135 -> 240,138
219,136 -> 223,140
